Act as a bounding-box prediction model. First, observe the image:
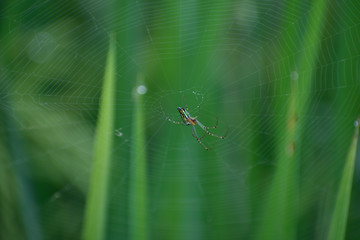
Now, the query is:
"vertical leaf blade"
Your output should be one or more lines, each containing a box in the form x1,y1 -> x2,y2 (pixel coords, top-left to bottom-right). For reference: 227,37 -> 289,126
129,76 -> 148,240
82,35 -> 116,240
256,0 -> 328,239
327,120 -> 359,240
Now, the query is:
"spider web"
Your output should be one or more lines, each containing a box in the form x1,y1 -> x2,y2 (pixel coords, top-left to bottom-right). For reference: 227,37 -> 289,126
1,0 -> 360,239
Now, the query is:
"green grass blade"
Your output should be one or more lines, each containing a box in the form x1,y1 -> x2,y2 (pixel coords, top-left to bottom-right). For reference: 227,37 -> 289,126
82,34 -> 116,240
327,120 -> 359,240
129,75 -> 148,240
256,0 -> 328,239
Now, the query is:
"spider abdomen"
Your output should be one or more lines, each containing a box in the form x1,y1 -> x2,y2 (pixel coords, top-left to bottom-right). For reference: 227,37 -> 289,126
187,118 -> 197,125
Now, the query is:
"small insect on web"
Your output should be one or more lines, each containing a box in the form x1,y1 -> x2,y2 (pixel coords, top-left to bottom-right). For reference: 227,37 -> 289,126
162,95 -> 228,150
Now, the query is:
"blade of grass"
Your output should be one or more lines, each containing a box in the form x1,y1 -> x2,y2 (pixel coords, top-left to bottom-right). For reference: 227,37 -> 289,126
256,0 -> 328,239
82,34 -> 116,240
327,120 -> 359,240
129,75 -> 148,240
105,1 -> 140,237
150,1 -> 231,238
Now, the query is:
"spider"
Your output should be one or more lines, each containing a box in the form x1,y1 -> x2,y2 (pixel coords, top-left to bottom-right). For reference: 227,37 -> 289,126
162,96 -> 228,150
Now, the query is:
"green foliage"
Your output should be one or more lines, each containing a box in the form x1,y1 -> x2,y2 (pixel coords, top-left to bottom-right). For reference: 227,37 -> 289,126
1,0 -> 360,240
256,0 -> 328,239
129,75 -> 148,240
82,34 -> 116,240
327,122 -> 359,240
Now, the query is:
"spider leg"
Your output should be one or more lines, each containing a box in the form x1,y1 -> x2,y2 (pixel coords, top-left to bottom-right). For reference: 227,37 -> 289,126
182,94 -> 201,119
193,104 -> 201,119
182,94 -> 189,111
192,126 -> 213,151
197,121 -> 228,139
198,123 -> 227,141
166,117 -> 185,125
161,103 -> 186,125
198,131 -> 207,140
202,116 -> 218,129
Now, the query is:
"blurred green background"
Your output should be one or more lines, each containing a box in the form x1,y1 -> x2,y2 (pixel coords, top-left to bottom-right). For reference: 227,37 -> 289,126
1,0 -> 360,239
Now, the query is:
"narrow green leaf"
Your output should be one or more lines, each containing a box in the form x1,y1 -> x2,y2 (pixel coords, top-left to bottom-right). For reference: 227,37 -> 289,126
327,120 -> 359,240
82,34 -> 116,240
256,0 -> 328,239
129,74 -> 148,240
